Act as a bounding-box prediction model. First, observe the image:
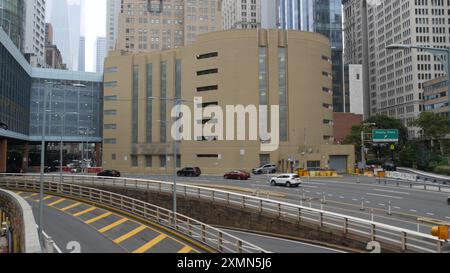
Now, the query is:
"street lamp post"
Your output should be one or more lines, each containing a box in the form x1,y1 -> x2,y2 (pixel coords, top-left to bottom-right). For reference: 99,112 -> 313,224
386,44 -> 450,127
58,112 -> 78,189
361,123 -> 377,171
38,88 -> 50,243
148,96 -> 197,225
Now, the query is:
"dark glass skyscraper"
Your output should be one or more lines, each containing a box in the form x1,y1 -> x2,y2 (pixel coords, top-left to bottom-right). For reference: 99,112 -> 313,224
277,0 -> 345,112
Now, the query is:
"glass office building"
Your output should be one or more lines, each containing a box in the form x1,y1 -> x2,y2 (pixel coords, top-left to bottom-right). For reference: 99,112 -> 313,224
0,27 -> 31,137
29,69 -> 103,143
0,0 -> 24,51
277,0 -> 345,112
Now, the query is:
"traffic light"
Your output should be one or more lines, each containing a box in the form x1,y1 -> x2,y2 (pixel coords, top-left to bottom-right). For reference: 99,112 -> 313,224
431,226 -> 449,240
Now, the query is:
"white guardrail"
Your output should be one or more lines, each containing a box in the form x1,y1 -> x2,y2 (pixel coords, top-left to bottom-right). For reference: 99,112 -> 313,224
382,171 -> 450,192
0,174 -> 447,253
0,174 -> 267,254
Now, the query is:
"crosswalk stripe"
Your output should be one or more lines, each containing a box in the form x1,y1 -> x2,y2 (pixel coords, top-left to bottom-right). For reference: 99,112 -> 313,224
98,218 -> 128,233
178,246 -> 193,253
48,198 -> 66,207
85,212 -> 112,224
73,207 -> 96,217
132,234 -> 167,253
113,225 -> 146,244
60,202 -> 82,212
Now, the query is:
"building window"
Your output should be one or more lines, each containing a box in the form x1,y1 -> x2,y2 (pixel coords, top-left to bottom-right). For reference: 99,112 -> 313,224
104,81 -> 117,88
175,59 -> 182,98
197,154 -> 219,158
104,110 -> 117,116
196,68 -> 218,76
159,155 -> 167,167
104,139 -> 117,144
112,154 -> 116,160
279,47 -> 288,142
196,85 -> 218,92
131,155 -> 138,167
196,52 -> 218,60
104,95 -> 117,101
307,161 -> 321,169
132,65 -> 139,144
104,124 -> 117,130
145,155 -> 152,167
259,154 -> 270,166
160,61 -> 167,143
146,64 -> 153,143
259,47 -> 268,105
105,67 -> 118,73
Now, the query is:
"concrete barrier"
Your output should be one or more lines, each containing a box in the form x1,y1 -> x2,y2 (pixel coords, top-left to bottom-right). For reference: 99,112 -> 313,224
0,189 -> 42,253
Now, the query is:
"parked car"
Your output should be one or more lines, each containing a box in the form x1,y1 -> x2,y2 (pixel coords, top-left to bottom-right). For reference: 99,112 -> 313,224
382,161 -> 397,171
97,170 -> 121,177
177,167 -> 201,177
270,174 -> 302,187
224,171 -> 250,180
252,164 -> 277,175
44,166 -> 58,173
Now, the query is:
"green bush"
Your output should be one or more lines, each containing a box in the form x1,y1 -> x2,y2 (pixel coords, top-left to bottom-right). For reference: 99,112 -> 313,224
434,166 -> 450,176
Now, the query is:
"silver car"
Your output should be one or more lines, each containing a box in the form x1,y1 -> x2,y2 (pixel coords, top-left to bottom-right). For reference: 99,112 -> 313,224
252,164 -> 277,174
270,174 -> 302,187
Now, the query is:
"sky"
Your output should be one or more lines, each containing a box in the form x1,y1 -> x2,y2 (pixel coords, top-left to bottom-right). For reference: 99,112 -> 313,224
84,0 -> 106,72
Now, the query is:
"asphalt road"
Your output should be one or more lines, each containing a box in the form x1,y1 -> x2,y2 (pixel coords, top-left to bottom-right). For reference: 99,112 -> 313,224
17,191 -> 201,253
123,173 -> 450,233
219,229 -> 345,253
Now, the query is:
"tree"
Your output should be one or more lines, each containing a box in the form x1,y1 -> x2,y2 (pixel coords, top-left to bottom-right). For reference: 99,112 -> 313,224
412,112 -> 450,157
344,114 -> 409,164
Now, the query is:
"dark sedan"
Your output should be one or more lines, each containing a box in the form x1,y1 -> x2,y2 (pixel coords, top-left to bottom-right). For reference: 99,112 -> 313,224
97,170 -> 121,177
224,171 -> 250,180
177,167 -> 201,177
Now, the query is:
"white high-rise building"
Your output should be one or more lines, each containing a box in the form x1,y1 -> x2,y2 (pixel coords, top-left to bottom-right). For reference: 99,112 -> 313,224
106,0 -> 121,51
23,0 -> 46,67
343,0 -> 450,136
47,0 -> 72,69
68,1 -> 81,70
222,0 -> 261,30
78,36 -> 85,72
95,37 -> 107,73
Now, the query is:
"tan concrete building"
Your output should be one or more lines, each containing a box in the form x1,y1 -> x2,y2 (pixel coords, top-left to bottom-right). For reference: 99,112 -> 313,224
423,76 -> 449,117
116,0 -> 222,53
103,29 -> 355,174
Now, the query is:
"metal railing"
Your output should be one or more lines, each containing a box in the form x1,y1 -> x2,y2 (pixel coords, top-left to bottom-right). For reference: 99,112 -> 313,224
0,175 -> 267,254
0,173 -> 446,253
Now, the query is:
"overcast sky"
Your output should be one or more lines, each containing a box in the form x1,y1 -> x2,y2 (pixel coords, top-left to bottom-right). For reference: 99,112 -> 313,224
84,0 -> 106,72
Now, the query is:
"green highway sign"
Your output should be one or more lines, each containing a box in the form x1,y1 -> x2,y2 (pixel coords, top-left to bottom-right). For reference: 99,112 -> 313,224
372,129 -> 399,143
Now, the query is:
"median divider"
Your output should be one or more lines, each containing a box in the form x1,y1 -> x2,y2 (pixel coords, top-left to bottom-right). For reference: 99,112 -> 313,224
190,184 -> 286,198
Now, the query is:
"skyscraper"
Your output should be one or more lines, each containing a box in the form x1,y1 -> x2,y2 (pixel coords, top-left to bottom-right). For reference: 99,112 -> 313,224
48,0 -> 72,69
106,0 -> 120,51
222,0 -> 261,30
95,37 -> 106,73
116,0 -> 222,53
0,0 -> 25,50
273,0 -> 346,113
79,36 -> 85,72
342,0 -> 450,136
23,0 -> 46,67
68,1 -> 81,70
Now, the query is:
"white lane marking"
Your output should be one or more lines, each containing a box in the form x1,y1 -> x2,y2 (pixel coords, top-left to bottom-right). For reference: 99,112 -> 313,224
372,189 -> 410,195
339,196 -> 345,199
327,194 -> 333,197
365,201 -> 371,204
316,192 -> 322,195
394,206 -> 401,209
366,193 -> 403,200
426,212 -> 435,216
352,199 -> 358,201
305,190 -> 311,193
378,203 -> 385,207
302,185 -> 319,189
446,217 -> 450,219
410,209 -> 417,213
